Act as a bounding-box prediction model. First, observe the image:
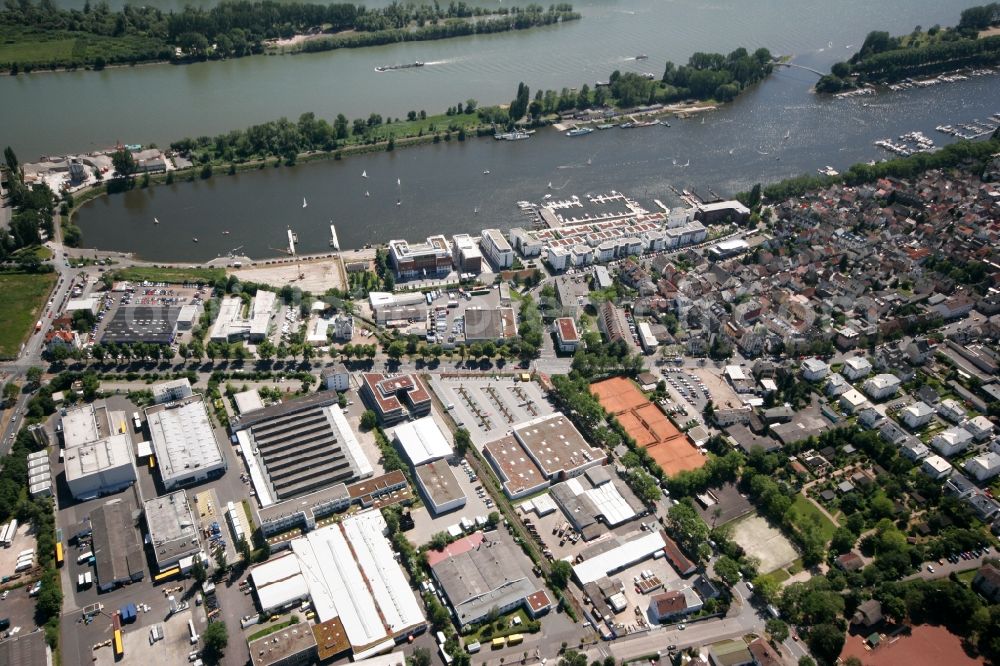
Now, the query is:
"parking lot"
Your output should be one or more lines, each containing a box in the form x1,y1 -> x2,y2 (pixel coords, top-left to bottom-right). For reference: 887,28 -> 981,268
94,607 -> 204,666
423,287 -> 503,346
428,376 -> 552,447
408,457 -> 497,547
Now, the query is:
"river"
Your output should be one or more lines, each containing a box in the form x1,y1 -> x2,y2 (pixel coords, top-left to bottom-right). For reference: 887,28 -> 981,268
74,67 -> 1000,262
3,0 -> 983,158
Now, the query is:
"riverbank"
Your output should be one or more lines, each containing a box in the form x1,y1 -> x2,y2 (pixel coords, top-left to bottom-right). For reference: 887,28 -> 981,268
0,3 -> 579,74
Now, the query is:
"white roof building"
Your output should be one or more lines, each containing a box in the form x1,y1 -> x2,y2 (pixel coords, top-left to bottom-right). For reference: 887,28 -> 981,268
901,402 -> 935,429
152,378 -> 193,404
209,290 -> 276,342
145,396 -> 226,489
965,452 -> 1000,482
233,389 -> 265,415
921,454 -> 953,480
249,511 -> 425,658
962,416 -> 995,442
931,426 -> 974,458
937,398 -> 966,424
825,373 -> 849,397
573,531 -> 666,585
863,374 -> 901,401
61,403 -> 102,448
842,356 -> 872,380
801,358 -> 829,381
63,433 -> 136,500
391,417 -> 452,466
839,388 -> 868,414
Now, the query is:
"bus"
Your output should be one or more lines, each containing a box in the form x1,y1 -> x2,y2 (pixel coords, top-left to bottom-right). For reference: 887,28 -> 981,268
153,567 -> 181,583
3,519 -> 18,547
113,629 -> 124,658
507,634 -> 524,647
55,542 -> 64,568
148,455 -> 156,470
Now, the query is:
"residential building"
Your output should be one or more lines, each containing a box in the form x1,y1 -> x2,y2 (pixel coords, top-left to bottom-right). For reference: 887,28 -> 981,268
480,229 -> 514,269
965,453 -> 1000,482
900,401 -> 934,429
451,234 -> 483,274
839,388 -> 868,415
931,426 -> 974,457
863,374 -> 901,401
921,455 -> 953,480
648,588 -> 703,622
973,563 -> 1000,603
937,398 -> 967,424
554,317 -> 580,353
332,314 -> 354,341
801,358 -> 829,381
963,416 -> 995,442
825,373 -> 849,397
598,301 -> 631,345
842,356 -> 872,380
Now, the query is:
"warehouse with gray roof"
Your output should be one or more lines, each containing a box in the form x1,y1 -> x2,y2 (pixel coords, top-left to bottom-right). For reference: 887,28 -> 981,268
91,498 -> 145,591
145,395 -> 226,489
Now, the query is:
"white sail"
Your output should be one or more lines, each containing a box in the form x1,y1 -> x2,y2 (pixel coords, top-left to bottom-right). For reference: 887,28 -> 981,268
302,197 -> 307,208
362,170 -> 368,178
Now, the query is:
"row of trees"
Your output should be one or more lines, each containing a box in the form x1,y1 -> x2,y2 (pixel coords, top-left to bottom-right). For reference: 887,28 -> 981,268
817,7 -> 1000,91
0,0 -> 577,69
0,146 -> 56,263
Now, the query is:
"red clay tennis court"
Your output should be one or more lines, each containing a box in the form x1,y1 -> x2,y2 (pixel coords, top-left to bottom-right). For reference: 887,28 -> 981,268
591,377 -> 706,475
839,624 -> 981,666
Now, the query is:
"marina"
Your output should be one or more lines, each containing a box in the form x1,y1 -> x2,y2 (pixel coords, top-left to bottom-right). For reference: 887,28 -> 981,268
874,130 -> 936,157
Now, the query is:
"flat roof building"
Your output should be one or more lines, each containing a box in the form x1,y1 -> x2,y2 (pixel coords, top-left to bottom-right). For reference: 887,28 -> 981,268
390,417 -> 453,467
512,414 -> 605,480
234,389 -> 266,415
91,498 -> 145,591
60,403 -> 103,448
428,531 -> 551,627
249,624 -> 318,666
554,317 -> 580,353
387,236 -> 452,280
143,490 -> 201,572
63,433 -> 136,500
210,290 -> 276,342
452,234 -> 483,274
572,531 -> 667,585
480,228 -> 514,269
250,511 -> 425,659
234,392 -> 373,505
695,200 -> 751,224
550,466 -> 644,540
414,461 -> 466,515
145,395 -> 226,490
464,307 -> 518,343
99,305 -> 181,345
0,629 -> 51,666
360,373 -> 431,425
152,377 -> 193,404
484,435 -> 550,499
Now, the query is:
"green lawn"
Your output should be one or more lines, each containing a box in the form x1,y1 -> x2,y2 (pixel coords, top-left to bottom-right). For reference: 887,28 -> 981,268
0,25 -> 167,69
956,569 -> 978,584
0,272 -> 57,359
112,266 -> 225,285
787,494 -> 837,542
758,568 -> 791,586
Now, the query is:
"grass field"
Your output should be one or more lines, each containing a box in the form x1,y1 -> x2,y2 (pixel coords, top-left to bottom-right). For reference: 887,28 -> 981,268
0,272 -> 57,359
0,25 -> 167,69
112,266 -> 225,285
787,494 -> 838,542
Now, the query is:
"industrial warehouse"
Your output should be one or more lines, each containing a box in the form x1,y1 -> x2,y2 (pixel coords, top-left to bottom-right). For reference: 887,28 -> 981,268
63,432 -> 136,500
98,305 -> 183,345
144,395 -> 227,489
249,511 -> 425,659
427,531 -> 551,627
91,497 -> 145,592
233,392 -> 373,506
142,490 -> 203,573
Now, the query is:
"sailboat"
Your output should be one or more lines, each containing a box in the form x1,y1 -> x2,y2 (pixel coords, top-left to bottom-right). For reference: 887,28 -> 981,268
153,217 -> 160,225
396,177 -> 402,205
192,237 -> 199,242
483,170 -> 490,175
783,130 -> 791,141
547,181 -> 553,189
302,197 -> 308,208
474,207 -> 479,214
365,191 -> 370,197
362,170 -> 368,178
